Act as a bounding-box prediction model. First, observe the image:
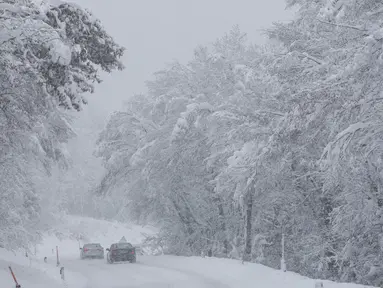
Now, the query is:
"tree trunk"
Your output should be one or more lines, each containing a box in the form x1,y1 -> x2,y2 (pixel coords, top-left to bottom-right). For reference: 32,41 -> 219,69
208,171 -> 229,257
214,195 -> 229,256
218,202 -> 229,255
242,182 -> 254,262
171,198 -> 195,235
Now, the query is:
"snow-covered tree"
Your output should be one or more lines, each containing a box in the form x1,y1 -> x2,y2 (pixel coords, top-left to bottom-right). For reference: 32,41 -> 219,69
96,0 -> 383,285
0,0 -> 124,250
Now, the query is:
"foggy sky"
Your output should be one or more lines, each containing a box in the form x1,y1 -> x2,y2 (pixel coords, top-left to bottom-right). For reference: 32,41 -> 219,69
72,0 -> 294,115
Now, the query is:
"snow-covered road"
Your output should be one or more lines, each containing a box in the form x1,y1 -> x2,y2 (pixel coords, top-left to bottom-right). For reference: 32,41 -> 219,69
2,251 -> 373,288
62,256 -> 229,288
1,216 -> 371,288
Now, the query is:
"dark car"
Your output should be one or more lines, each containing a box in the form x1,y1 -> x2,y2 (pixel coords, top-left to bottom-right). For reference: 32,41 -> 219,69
106,242 -> 136,264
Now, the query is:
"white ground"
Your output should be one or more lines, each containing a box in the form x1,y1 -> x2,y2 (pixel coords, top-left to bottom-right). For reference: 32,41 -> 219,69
0,216 -> 374,288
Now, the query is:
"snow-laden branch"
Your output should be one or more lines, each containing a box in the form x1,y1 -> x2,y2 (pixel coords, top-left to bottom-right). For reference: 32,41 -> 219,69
316,18 -> 367,32
297,52 -> 323,65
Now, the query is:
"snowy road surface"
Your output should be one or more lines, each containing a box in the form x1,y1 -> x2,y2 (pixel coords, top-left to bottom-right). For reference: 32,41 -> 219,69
2,216 -> 370,288
62,256 -> 229,288
2,252 -> 371,288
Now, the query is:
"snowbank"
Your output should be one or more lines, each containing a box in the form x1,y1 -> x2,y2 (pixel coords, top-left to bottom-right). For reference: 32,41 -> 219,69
0,248 -> 76,288
143,255 -> 374,288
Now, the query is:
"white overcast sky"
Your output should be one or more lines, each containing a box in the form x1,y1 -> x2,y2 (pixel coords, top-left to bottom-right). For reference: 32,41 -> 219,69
71,0 -> 294,120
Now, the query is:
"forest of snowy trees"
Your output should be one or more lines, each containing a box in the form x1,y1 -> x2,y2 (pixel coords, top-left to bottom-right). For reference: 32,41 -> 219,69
0,0 -> 124,249
95,0 -> 383,286
3,0 -> 383,286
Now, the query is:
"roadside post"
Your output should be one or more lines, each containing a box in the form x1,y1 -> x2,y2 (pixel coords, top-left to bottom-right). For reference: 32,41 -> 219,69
56,246 -> 60,266
9,266 -> 21,288
60,267 -> 65,280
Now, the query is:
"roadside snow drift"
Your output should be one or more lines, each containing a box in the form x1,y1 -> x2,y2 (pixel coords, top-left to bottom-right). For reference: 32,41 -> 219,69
141,255 -> 373,288
0,249 -> 58,288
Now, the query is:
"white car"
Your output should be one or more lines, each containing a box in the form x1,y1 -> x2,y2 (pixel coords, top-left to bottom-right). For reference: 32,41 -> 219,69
80,243 -> 104,259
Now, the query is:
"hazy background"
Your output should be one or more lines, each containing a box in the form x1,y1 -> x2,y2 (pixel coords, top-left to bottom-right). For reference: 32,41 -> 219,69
71,0 -> 294,116
65,0 -> 295,192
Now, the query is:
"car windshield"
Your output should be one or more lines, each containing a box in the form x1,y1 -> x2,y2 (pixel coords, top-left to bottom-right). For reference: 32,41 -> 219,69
114,243 -> 132,249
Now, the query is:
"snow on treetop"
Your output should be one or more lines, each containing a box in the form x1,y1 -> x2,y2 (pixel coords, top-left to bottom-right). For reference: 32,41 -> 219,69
47,38 -> 72,65
198,102 -> 214,111
0,2 -> 24,14
171,102 -> 214,141
36,0 -> 97,23
46,0 -> 66,6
